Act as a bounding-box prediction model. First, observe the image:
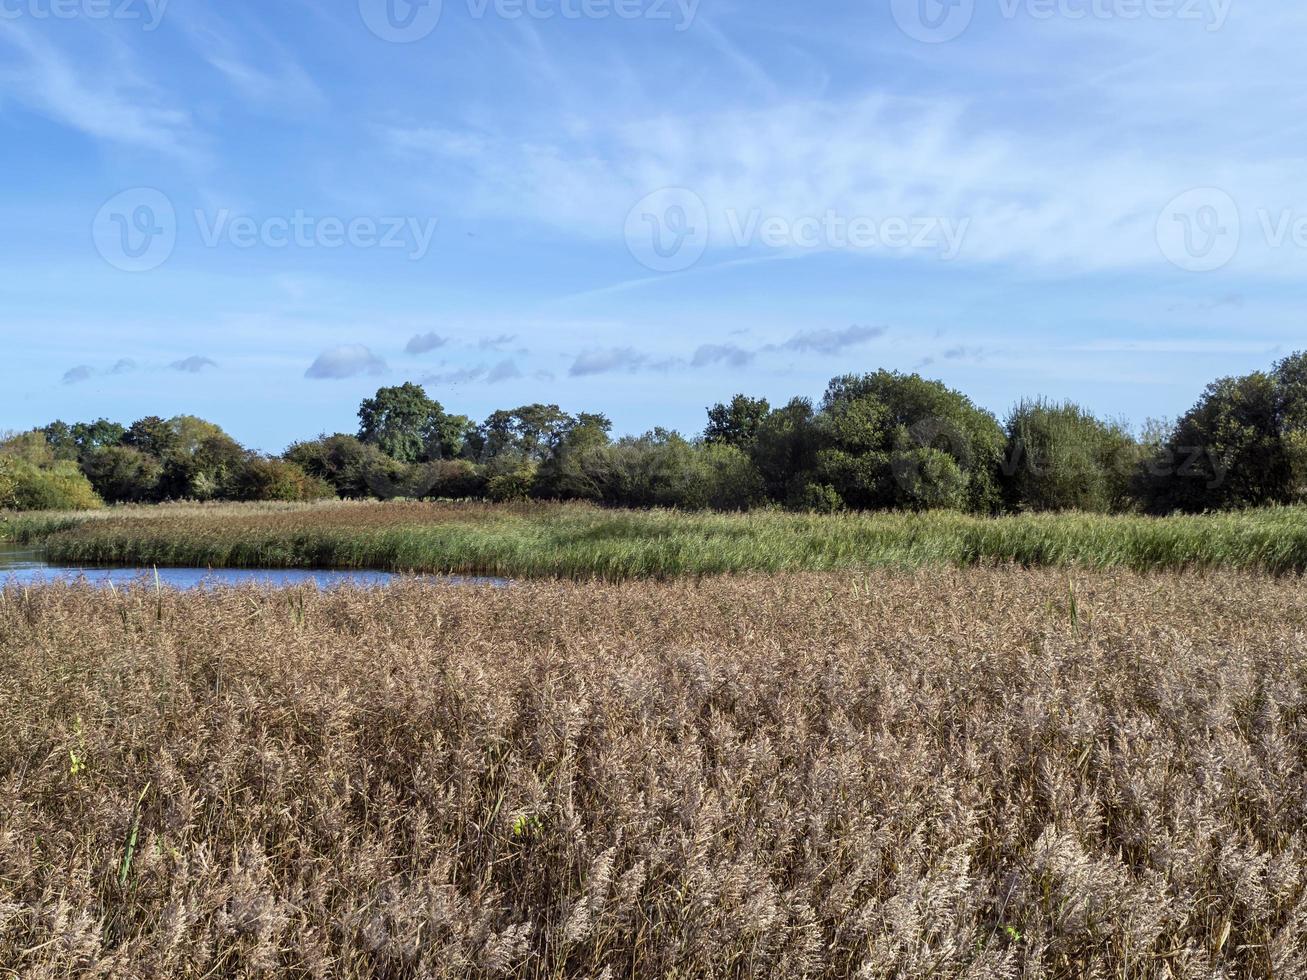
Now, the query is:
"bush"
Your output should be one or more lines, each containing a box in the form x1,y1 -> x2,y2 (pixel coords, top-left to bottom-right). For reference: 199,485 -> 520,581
0,458 -> 102,511
700,443 -> 767,511
419,460 -> 487,500
1002,400 -> 1138,513
230,457 -> 335,503
889,447 -> 968,511
285,435 -> 395,500
797,482 -> 845,513
0,432 -> 103,511
486,465 -> 537,502
810,372 -> 1006,513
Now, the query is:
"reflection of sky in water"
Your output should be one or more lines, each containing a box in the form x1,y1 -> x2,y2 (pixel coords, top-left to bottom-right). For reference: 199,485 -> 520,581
0,546 -> 504,591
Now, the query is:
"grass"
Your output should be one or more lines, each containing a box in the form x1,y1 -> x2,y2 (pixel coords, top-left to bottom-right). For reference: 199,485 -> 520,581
3,568 -> 1307,976
8,499 -> 1307,578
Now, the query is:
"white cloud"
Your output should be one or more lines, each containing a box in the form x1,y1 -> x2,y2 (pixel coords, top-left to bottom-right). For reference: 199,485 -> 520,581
305,345 -> 387,380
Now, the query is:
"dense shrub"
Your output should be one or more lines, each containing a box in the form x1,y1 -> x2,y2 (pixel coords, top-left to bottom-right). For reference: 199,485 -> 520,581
0,458 -> 103,511
0,433 -> 103,511
80,445 -> 163,504
418,459 -> 488,500
229,457 -> 335,502
1002,399 -> 1138,513
486,465 -> 537,502
285,434 -> 396,500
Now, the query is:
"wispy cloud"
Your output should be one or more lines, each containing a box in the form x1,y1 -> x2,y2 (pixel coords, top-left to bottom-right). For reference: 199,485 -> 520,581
0,22 -> 195,156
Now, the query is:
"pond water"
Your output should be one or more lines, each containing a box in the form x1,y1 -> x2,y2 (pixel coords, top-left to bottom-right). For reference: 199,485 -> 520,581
0,544 -> 502,590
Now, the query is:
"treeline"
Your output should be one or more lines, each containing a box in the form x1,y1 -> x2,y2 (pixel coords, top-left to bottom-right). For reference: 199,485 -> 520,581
4,351 -> 1305,514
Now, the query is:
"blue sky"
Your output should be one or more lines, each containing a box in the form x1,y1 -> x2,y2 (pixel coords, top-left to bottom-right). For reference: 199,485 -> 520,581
2,0 -> 1303,451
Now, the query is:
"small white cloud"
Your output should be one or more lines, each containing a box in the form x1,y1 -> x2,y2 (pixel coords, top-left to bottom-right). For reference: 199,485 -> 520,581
486,359 -> 523,384
170,355 -> 218,373
406,332 -> 447,355
61,365 -> 94,385
781,325 -> 887,356
305,345 -> 388,380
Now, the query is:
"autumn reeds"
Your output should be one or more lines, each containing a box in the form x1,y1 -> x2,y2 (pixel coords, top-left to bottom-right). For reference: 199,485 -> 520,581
3,567 -> 1306,976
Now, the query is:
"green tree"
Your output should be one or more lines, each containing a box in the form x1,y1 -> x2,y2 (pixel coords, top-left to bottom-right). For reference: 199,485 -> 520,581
534,413 -> 613,501
41,418 -> 127,460
809,372 -> 1005,513
357,383 -> 471,463
749,398 -> 820,505
704,395 -> 771,449
80,445 -> 163,504
477,404 -> 578,463
1141,357 -> 1307,512
123,416 -> 178,459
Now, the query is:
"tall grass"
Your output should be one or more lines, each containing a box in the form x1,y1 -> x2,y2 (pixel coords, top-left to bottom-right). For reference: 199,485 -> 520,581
21,499 -> 1307,578
4,569 -> 1307,976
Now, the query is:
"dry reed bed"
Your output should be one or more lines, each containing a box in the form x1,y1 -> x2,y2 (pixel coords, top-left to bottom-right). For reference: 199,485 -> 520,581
2,569 -> 1306,977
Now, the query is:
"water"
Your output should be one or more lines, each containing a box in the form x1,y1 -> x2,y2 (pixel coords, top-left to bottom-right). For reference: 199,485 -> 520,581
0,544 -> 502,590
